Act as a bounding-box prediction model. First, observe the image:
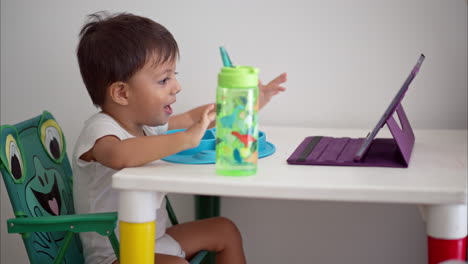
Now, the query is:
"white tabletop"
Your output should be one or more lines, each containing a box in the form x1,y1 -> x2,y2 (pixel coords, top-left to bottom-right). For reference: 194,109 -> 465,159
113,126 -> 467,205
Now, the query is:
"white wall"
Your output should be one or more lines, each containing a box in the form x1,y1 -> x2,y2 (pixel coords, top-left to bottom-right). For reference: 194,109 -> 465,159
1,0 -> 466,263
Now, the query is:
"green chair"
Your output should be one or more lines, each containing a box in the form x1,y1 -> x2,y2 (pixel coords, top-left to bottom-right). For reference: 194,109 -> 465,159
1,111 -> 208,264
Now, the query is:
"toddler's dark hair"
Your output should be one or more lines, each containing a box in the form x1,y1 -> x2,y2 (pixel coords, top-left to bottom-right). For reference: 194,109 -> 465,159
77,12 -> 179,106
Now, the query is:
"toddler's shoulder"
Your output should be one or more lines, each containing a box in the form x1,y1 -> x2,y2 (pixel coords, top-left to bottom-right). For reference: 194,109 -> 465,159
76,112 -> 126,147
81,113 -> 122,134
84,112 -> 116,126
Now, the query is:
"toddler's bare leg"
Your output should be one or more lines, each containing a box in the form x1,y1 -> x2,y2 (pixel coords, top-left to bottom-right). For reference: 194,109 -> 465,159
166,217 -> 246,264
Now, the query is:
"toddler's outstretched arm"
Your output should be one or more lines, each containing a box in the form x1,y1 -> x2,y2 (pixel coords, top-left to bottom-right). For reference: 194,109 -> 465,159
83,105 -> 215,170
258,72 -> 287,110
168,73 -> 287,130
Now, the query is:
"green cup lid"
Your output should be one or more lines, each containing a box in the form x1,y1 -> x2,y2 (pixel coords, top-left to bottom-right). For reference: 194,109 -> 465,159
218,66 -> 259,88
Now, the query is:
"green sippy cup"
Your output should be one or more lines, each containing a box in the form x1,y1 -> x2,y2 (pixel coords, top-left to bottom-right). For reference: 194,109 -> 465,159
216,66 -> 259,176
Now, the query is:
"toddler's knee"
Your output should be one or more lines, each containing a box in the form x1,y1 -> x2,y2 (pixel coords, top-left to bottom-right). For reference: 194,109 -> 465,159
176,258 -> 190,264
216,216 -> 241,238
170,258 -> 189,264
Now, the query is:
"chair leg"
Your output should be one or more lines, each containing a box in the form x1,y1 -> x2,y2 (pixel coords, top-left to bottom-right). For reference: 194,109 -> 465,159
166,196 -> 179,226
53,231 -> 74,264
195,196 -> 220,264
108,230 -> 121,262
189,250 -> 209,264
195,195 -> 220,219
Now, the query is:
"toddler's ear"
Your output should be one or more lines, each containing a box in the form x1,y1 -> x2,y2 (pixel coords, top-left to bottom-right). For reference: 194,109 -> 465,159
109,82 -> 129,106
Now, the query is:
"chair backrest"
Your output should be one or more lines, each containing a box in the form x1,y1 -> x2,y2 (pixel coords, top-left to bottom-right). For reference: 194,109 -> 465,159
1,111 -> 83,263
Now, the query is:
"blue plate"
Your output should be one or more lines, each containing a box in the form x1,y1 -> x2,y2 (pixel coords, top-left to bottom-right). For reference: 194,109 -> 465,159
162,128 -> 275,164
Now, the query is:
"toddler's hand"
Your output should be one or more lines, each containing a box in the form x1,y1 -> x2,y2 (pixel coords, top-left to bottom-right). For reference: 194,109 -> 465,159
186,104 -> 216,148
259,73 -> 287,110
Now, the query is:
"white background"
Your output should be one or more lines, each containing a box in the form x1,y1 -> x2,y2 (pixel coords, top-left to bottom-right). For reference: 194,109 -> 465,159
1,0 -> 467,263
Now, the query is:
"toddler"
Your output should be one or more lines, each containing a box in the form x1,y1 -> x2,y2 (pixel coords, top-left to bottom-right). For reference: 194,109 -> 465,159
73,12 -> 287,264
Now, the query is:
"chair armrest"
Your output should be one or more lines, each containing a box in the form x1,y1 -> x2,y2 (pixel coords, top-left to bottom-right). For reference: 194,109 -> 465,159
7,212 -> 118,236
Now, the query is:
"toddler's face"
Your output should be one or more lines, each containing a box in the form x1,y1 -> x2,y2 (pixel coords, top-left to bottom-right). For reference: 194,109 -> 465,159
127,58 -> 180,127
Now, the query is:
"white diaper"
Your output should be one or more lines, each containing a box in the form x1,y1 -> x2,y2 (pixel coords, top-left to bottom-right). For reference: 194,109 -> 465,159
156,234 -> 186,258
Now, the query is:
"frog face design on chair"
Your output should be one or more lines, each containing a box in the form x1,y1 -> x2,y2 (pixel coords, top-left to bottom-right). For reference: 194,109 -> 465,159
25,157 -> 68,217
0,111 -> 82,263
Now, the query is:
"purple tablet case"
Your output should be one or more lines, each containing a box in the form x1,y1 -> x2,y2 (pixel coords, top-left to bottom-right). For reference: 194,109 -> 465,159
287,104 -> 414,168
287,54 -> 425,168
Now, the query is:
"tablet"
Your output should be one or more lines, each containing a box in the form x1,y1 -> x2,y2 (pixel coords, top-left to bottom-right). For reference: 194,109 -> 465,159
353,54 -> 425,161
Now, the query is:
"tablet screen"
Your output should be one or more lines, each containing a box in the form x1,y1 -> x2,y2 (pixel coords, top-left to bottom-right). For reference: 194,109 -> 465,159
353,54 -> 425,161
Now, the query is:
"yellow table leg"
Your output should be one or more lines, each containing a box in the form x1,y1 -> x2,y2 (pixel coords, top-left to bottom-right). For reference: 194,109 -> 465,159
117,190 -> 161,264
120,220 -> 155,264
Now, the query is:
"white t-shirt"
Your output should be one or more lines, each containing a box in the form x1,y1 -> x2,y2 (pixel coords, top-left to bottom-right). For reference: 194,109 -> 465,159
72,112 -> 174,264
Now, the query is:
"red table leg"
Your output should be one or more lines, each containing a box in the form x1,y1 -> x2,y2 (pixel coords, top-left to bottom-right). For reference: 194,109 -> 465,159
428,236 -> 467,264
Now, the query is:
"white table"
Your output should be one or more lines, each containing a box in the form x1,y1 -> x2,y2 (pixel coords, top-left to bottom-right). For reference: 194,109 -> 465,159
113,126 -> 467,264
